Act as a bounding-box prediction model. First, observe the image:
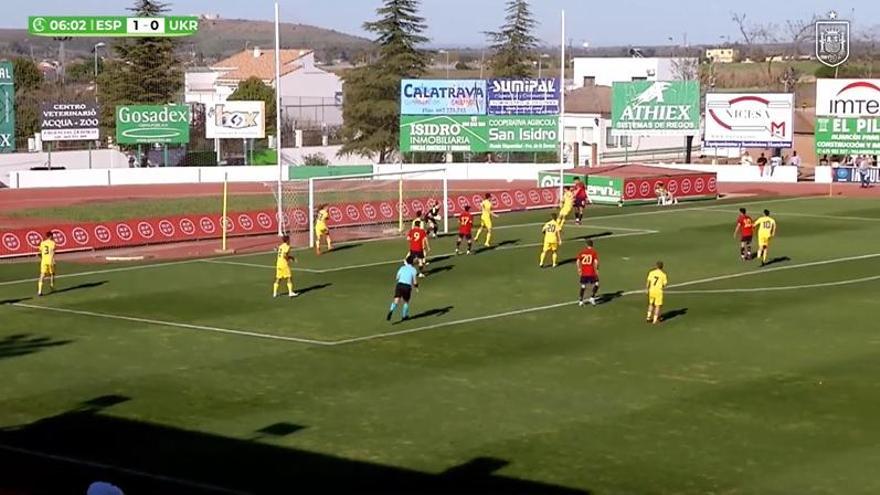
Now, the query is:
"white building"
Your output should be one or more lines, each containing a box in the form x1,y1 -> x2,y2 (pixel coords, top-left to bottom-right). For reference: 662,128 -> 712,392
572,57 -> 694,89
184,48 -> 343,128
563,85 -> 701,166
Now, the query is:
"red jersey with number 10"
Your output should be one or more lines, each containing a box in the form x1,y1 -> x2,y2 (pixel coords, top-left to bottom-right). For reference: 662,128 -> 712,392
737,214 -> 754,237
577,247 -> 599,276
407,227 -> 427,252
458,211 -> 474,234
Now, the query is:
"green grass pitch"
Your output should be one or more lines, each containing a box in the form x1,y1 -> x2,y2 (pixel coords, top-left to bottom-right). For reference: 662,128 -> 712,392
1,196 -> 880,494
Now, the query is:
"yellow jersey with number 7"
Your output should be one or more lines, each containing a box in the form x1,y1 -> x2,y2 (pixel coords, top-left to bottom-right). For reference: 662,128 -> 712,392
646,268 -> 667,305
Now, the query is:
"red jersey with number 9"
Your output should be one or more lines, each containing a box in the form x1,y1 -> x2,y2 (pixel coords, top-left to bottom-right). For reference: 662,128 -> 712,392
458,211 -> 474,234
737,214 -> 754,236
407,227 -> 427,252
577,247 -> 599,276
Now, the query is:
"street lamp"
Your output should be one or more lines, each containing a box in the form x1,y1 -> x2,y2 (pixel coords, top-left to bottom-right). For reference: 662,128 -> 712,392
438,49 -> 450,79
537,53 -> 550,78
93,42 -> 106,102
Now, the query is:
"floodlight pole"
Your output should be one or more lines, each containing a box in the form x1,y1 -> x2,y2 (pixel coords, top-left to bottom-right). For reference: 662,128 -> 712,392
274,1 -> 284,235
558,10 -> 566,198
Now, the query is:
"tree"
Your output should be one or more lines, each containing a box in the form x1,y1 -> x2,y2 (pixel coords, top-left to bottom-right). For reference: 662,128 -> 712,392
228,77 -> 277,133
12,58 -> 44,147
97,0 -> 182,139
338,0 -> 429,163
486,0 -> 539,78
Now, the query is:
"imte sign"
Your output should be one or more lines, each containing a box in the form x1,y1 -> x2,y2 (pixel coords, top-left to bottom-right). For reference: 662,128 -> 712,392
116,105 -> 190,144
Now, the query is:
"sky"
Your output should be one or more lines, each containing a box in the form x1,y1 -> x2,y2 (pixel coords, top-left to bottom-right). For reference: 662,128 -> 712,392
6,0 -> 875,47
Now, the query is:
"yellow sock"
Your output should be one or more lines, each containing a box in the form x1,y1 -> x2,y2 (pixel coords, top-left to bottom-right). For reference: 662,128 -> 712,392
647,308 -> 653,320
287,281 -> 294,295
485,231 -> 492,245
273,282 -> 279,297
38,279 -> 43,294
552,252 -> 558,266
653,312 -> 660,323
539,251 -> 546,266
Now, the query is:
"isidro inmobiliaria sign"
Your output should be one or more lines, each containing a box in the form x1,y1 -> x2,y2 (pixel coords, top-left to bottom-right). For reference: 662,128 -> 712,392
116,105 -> 190,144
611,81 -> 700,136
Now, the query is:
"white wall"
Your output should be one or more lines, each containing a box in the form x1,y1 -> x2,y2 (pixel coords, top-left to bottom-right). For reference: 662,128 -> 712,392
10,166 -> 280,189
647,163 -> 799,183
814,166 -> 833,183
572,57 -> 688,88
373,163 -> 566,181
279,69 -> 343,127
0,149 -> 130,186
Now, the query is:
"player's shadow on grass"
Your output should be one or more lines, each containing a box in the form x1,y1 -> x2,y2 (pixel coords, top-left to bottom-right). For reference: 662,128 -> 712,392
430,255 -> 453,263
425,265 -> 454,276
597,291 -> 625,305
661,308 -> 689,322
329,243 -> 362,253
763,256 -> 791,267
477,239 -> 519,253
403,306 -> 454,322
0,297 -> 31,305
0,333 -> 73,360
297,283 -> 332,296
575,231 -> 614,241
0,395 -> 590,495
51,281 -> 108,295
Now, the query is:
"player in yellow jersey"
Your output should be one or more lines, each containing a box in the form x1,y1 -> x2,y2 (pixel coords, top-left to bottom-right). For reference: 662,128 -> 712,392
558,187 -> 575,226
645,261 -> 668,324
538,214 -> 561,268
273,235 -> 298,298
314,205 -> 332,255
37,231 -> 56,296
473,193 -> 498,247
754,209 -> 777,266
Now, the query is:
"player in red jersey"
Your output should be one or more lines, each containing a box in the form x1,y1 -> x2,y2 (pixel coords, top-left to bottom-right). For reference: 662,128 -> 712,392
733,207 -> 755,260
455,205 -> 474,255
576,239 -> 600,306
572,176 -> 588,225
407,220 -> 430,277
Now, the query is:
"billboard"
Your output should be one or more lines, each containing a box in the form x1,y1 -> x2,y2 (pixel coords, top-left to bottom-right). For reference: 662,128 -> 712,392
703,93 -> 794,147
815,117 -> 880,155
0,62 -> 14,153
611,81 -> 700,136
816,79 -> 880,117
40,103 -> 100,142
206,101 -> 265,139
400,79 -> 486,115
399,115 -> 558,152
116,105 -> 190,144
487,78 -> 560,115
833,166 -> 880,183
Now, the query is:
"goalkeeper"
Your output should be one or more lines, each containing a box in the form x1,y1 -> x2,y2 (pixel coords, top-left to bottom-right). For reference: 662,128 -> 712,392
425,201 -> 442,238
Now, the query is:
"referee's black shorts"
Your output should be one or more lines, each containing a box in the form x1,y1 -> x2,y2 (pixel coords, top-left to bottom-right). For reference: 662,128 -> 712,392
394,283 -> 413,302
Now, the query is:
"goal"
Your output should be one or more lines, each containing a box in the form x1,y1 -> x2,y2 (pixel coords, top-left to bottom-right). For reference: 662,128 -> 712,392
273,168 -> 449,248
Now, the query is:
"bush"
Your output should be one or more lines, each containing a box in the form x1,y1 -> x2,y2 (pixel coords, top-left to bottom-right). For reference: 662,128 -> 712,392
302,153 -> 330,166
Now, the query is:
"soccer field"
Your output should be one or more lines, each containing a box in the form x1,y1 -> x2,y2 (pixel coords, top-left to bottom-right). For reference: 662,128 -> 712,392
2,196 -> 880,494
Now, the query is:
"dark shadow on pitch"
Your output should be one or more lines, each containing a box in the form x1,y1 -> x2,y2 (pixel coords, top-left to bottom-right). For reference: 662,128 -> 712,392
425,265 -> 454,276
0,297 -> 31,305
477,239 -> 519,253
405,306 -> 454,322
558,257 -> 577,267
575,231 -> 613,241
0,333 -> 73,360
328,243 -> 362,253
661,308 -> 689,322
0,395 -> 590,495
51,281 -> 108,295
596,291 -> 625,305
429,255 -> 453,263
297,283 -> 332,296
762,256 -> 791,267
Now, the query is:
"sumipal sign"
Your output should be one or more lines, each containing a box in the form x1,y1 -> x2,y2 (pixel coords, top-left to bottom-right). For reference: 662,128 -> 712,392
814,79 -> 880,155
400,80 -> 486,115
487,78 -> 560,115
611,81 -> 700,136
28,16 -> 199,37
0,62 -> 13,153
399,115 -> 558,152
116,105 -> 190,145
41,103 -> 100,142
206,101 -> 266,139
704,93 -> 794,148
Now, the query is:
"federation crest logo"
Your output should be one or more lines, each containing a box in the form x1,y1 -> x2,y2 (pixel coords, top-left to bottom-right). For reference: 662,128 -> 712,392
816,12 -> 850,68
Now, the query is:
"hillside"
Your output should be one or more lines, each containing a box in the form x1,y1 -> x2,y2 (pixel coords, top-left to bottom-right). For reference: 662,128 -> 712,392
0,18 -> 371,63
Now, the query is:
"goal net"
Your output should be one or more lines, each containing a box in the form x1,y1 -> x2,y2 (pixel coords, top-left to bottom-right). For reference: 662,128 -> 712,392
273,169 -> 449,248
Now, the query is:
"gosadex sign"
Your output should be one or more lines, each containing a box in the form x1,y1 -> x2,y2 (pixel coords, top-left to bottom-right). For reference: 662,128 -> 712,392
400,79 -> 486,115
704,93 -> 793,147
40,103 -> 100,142
816,79 -> 880,117
487,78 -> 560,115
116,104 -> 190,144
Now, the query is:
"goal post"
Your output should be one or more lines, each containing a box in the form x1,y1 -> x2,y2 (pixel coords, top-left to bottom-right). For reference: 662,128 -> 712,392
274,168 -> 449,248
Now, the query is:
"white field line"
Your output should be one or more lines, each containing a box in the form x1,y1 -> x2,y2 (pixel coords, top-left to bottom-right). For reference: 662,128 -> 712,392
694,207 -> 880,222
333,252 -> 880,346
0,444 -> 249,495
11,303 -> 333,346
666,274 -> 880,294
203,229 -> 659,274
0,195 -> 811,288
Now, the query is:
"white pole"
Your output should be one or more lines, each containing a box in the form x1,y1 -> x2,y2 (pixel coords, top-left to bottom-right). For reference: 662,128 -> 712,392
274,1 -> 284,236
558,10 -> 566,198
442,174 -> 449,235
308,178 -> 316,249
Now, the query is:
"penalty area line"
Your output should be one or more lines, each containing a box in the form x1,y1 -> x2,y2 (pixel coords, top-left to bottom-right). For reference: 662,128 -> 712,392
10,303 -> 334,346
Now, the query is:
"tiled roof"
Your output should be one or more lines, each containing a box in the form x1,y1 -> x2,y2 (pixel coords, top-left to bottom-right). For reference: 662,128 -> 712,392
212,49 -> 312,82
564,85 -> 612,116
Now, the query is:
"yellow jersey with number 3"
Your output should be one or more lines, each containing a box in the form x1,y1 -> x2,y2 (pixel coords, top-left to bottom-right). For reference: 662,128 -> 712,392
276,242 -> 292,279
39,239 -> 56,265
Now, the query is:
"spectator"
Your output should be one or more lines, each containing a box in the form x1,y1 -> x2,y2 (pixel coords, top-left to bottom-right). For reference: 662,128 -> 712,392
741,151 -> 753,166
757,152 -> 768,177
770,154 -> 782,176
858,156 -> 871,188
789,150 -> 801,168
127,154 -> 135,168
819,154 -> 829,166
